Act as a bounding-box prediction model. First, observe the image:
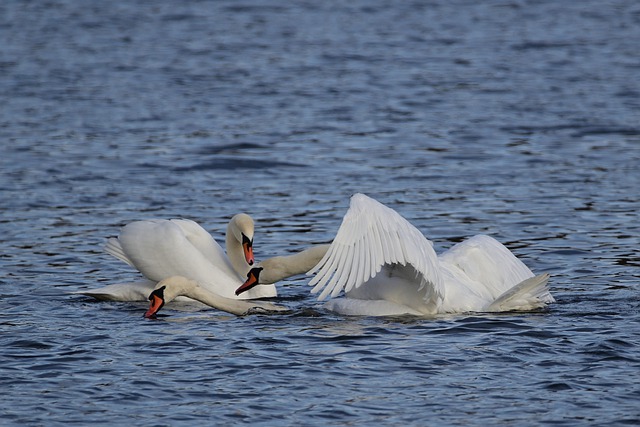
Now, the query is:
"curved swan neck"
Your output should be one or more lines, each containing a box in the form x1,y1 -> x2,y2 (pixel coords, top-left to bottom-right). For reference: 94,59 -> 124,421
226,214 -> 254,278
171,278 -> 286,315
226,232 -> 248,277
187,285 -> 256,315
257,244 -> 331,284
150,277 -> 285,316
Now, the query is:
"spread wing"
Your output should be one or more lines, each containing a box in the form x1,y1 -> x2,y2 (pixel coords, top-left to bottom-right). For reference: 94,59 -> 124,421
307,194 -> 444,303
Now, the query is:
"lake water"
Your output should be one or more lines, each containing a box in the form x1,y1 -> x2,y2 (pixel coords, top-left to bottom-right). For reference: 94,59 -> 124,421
1,0 -> 639,425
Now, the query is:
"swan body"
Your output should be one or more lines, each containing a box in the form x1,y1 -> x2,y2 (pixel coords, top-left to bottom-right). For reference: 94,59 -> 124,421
78,214 -> 276,301
145,276 -> 288,317
307,194 -> 555,316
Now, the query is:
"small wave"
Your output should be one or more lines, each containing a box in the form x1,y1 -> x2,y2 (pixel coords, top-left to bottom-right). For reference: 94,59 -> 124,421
139,157 -> 306,171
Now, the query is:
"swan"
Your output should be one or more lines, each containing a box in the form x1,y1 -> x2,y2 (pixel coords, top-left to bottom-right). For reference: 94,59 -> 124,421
238,194 -> 555,316
77,214 -> 276,301
307,194 -> 555,315
144,276 -> 288,318
77,215 -> 330,302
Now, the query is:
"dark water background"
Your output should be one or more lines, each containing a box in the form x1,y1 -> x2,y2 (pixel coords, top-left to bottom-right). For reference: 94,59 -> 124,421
1,0 -> 639,425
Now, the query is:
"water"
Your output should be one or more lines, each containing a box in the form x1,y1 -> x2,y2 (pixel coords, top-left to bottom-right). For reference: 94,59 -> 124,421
1,0 -> 639,425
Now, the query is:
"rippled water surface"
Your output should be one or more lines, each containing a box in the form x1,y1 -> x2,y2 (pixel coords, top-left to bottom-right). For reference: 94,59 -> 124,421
2,0 -> 639,425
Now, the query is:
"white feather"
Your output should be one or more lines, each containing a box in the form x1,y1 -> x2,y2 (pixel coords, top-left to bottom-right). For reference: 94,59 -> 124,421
308,194 -> 444,311
307,193 -> 554,316
98,217 -> 277,300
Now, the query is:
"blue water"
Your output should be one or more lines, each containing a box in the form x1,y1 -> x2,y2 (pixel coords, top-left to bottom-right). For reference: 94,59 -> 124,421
1,0 -> 639,425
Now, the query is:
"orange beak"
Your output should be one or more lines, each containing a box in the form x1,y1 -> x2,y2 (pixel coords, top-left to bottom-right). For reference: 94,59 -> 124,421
145,287 -> 166,318
242,234 -> 254,266
235,267 -> 263,296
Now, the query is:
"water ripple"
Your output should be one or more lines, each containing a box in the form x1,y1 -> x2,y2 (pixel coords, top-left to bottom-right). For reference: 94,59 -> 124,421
2,0 -> 639,425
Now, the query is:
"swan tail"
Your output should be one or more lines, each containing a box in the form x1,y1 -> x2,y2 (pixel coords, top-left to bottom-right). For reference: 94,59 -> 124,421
486,273 -> 555,312
104,237 -> 135,268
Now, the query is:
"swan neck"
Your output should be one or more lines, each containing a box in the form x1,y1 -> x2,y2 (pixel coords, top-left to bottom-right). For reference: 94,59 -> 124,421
258,244 -> 331,284
226,223 -> 250,278
188,286 -> 252,315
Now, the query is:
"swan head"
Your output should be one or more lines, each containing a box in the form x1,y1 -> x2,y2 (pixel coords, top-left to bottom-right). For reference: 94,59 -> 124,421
228,213 -> 255,266
235,267 -> 263,296
144,276 -> 197,318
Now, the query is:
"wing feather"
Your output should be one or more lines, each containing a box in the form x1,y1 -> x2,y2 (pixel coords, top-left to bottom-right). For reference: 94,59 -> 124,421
308,194 -> 444,303
363,233 -> 372,283
327,244 -> 354,299
104,237 -> 135,267
111,219 -> 242,298
371,220 -> 386,277
174,218 -> 253,280
311,242 -> 344,296
392,229 -> 405,264
307,241 -> 333,276
344,238 -> 363,293
378,222 -> 391,261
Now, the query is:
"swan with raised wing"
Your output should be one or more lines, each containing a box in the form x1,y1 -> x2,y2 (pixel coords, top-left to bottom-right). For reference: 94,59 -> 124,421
144,276 -> 288,318
238,194 -> 555,316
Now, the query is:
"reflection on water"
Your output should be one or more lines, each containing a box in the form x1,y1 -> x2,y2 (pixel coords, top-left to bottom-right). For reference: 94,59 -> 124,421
1,0 -> 639,425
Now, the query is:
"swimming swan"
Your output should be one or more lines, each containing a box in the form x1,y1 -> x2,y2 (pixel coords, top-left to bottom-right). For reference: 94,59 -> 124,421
144,276 -> 288,318
78,214 -> 274,301
309,193 -> 555,315
239,193 -> 554,316
77,215 -> 329,302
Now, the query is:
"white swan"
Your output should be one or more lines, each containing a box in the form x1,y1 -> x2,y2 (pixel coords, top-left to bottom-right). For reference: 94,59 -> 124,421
144,276 -> 288,318
78,215 -> 330,302
78,214 -> 276,301
303,193 -> 555,316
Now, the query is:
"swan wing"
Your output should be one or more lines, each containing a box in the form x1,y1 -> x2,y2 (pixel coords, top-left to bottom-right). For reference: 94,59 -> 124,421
105,219 -> 231,273
438,234 -> 534,298
486,273 -> 555,312
104,237 -> 135,268
169,219 -> 238,279
115,220 -> 239,296
308,194 -> 443,304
